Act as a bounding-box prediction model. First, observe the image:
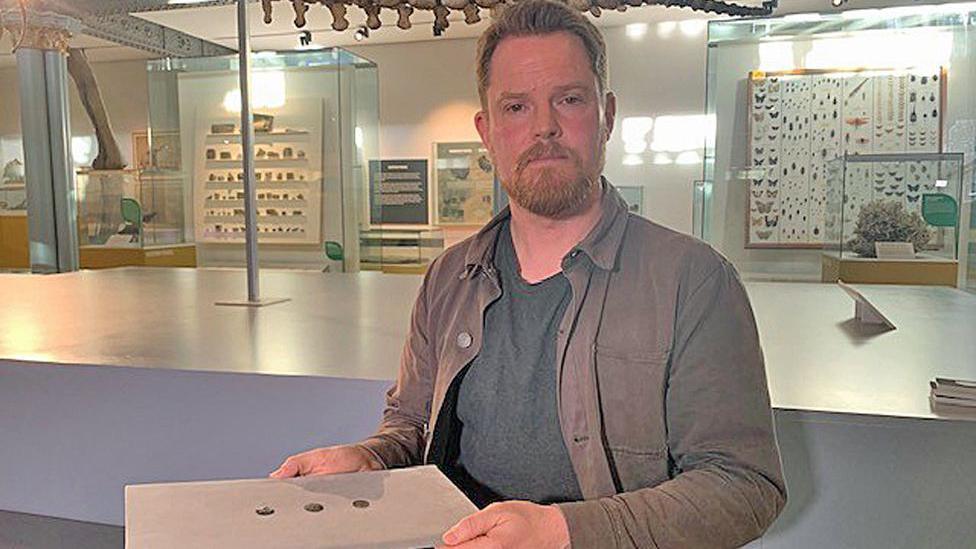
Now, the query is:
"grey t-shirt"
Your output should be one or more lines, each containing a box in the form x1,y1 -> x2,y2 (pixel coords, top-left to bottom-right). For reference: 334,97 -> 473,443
455,221 -> 583,504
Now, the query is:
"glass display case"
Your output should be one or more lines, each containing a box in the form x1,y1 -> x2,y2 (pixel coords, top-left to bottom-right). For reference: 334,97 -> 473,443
146,48 -> 379,272
822,152 -> 963,285
0,158 -> 26,213
702,5 -> 976,282
360,227 -> 445,273
76,169 -> 188,247
0,138 -> 29,270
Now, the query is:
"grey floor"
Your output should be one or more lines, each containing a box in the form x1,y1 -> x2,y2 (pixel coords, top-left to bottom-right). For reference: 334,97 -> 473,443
0,511 -> 121,549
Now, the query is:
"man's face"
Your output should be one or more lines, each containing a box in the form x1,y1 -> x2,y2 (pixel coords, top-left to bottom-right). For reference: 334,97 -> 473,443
476,31 -> 615,219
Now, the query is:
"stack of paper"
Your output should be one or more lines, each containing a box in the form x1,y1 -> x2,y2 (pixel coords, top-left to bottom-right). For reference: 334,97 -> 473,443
930,378 -> 976,408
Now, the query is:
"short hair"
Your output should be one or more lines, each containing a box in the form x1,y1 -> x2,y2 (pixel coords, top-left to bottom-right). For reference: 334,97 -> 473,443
475,0 -> 609,109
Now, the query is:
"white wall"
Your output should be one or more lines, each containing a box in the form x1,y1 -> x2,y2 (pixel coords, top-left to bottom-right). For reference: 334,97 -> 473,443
347,20 -> 712,237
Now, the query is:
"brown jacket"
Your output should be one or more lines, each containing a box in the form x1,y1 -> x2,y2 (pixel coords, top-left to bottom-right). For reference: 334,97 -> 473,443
359,181 -> 786,548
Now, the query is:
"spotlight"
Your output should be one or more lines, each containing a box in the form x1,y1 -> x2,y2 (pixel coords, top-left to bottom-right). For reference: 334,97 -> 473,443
353,25 -> 369,41
831,0 -> 847,6
299,30 -> 312,46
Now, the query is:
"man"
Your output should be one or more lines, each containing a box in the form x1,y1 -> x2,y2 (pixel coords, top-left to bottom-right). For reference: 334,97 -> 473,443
271,1 -> 786,547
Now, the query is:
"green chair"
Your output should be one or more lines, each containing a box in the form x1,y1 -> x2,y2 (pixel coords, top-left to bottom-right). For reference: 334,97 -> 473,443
323,241 -> 344,272
120,197 -> 142,243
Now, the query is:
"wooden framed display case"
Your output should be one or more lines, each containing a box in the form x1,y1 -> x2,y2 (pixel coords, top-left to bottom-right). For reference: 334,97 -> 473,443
76,169 -> 195,269
821,152 -> 963,286
0,155 -> 28,269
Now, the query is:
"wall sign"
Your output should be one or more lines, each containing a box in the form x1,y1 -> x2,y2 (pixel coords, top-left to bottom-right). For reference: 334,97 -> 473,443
369,159 -> 429,225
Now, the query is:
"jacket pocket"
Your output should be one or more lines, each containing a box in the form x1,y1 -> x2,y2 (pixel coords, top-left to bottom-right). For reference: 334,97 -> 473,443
593,345 -> 671,490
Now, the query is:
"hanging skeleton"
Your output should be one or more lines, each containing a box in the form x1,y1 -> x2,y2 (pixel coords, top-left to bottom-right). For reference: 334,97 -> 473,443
260,0 -> 775,36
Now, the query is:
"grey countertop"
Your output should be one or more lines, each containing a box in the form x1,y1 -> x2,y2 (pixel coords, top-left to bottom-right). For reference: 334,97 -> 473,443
1,267 -> 974,420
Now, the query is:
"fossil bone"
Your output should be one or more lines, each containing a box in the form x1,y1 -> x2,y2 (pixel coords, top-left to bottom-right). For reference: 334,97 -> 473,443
291,0 -> 309,26
66,48 -> 126,170
462,2 -> 480,24
360,0 -> 382,29
325,0 -> 349,31
396,3 -> 414,29
433,3 -> 450,35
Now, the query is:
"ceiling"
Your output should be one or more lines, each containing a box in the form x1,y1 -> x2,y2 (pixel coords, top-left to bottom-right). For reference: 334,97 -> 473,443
0,30 -> 156,69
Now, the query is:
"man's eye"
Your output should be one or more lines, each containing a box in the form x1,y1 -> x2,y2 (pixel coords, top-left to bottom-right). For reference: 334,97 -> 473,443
505,103 -> 524,113
563,96 -> 582,105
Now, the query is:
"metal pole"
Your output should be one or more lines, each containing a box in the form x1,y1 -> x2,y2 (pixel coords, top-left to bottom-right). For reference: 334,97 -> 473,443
237,0 -> 260,302
215,1 -> 287,307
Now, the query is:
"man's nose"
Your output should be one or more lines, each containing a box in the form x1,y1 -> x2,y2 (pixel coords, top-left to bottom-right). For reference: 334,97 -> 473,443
533,103 -> 562,140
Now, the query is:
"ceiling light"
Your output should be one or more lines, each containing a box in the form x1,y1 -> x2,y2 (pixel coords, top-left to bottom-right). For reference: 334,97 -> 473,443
625,23 -> 648,40
354,25 -> 369,42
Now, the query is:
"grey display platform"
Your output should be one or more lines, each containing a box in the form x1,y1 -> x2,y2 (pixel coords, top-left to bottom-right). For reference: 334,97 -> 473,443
125,466 -> 476,549
0,268 -> 420,380
749,282 -> 976,419
2,268 -> 975,547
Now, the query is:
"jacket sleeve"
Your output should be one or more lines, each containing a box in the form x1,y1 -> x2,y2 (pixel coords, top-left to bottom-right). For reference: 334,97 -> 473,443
356,265 -> 438,469
558,259 -> 787,548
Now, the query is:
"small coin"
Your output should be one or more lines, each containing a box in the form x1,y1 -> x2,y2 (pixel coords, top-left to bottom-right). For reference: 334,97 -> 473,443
304,503 -> 324,513
352,500 -> 370,509
255,506 -> 275,516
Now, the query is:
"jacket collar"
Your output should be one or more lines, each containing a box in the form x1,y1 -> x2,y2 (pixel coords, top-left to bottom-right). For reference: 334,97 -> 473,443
461,177 -> 629,275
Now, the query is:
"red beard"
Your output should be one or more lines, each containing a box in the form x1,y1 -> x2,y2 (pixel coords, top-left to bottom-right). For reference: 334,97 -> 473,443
502,141 -> 600,219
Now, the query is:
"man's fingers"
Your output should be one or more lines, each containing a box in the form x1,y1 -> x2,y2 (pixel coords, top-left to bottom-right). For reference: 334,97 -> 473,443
442,508 -> 502,545
437,537 -> 501,549
269,457 -> 299,478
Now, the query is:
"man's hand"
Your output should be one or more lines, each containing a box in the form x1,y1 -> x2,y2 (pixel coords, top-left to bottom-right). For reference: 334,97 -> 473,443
269,445 -> 383,478
438,501 -> 570,549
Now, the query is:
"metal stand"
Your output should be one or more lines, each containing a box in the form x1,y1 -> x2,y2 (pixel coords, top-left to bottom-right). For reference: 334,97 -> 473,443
216,0 -> 289,308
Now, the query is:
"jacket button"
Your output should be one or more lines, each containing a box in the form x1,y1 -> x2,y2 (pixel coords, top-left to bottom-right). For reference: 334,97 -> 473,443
456,332 -> 473,349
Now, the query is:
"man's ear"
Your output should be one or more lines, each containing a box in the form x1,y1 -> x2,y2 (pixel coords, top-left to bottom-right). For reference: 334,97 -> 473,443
603,91 -> 616,142
475,109 -> 490,148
